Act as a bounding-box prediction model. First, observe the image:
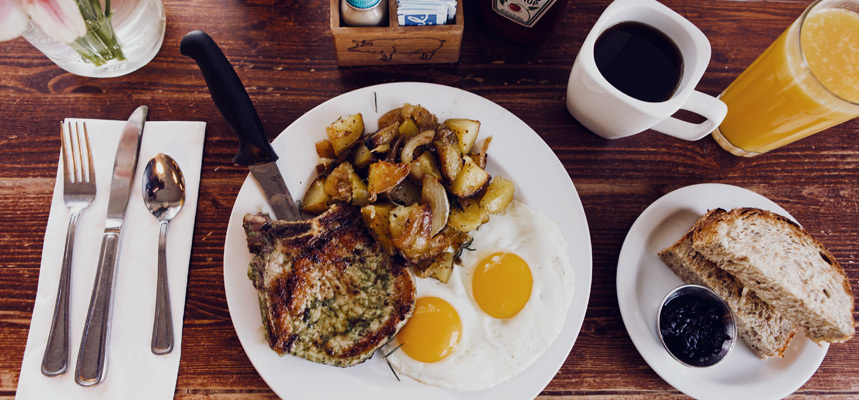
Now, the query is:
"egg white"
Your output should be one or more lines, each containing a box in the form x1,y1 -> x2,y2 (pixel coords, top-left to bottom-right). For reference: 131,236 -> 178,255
383,200 -> 575,391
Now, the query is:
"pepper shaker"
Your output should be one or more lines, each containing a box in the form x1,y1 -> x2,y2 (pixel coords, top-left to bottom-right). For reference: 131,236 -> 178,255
341,0 -> 388,27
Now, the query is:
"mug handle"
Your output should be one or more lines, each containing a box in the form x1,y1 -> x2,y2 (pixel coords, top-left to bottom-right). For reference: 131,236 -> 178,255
650,90 -> 728,141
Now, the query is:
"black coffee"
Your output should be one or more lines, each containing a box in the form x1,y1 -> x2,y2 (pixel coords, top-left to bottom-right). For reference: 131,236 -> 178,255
594,21 -> 683,103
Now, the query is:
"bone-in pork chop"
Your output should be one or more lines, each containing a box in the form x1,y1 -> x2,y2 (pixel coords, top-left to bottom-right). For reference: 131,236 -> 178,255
243,203 -> 416,367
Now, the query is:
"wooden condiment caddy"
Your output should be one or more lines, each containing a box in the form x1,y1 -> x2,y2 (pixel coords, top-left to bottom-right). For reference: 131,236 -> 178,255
330,0 -> 464,66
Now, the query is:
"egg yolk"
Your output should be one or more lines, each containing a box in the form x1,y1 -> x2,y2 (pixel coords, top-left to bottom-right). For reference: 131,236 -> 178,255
472,252 -> 533,319
397,297 -> 462,363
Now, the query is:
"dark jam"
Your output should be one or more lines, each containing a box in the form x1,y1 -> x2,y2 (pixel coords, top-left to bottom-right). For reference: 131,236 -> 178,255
659,294 -> 730,364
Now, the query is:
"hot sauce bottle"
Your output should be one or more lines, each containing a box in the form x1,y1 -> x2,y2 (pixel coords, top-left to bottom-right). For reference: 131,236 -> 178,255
478,0 -> 570,45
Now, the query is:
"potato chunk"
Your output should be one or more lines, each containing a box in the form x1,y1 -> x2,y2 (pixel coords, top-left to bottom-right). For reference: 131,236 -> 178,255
368,161 -> 410,199
301,177 -> 330,215
365,122 -> 399,154
409,151 -> 442,182
480,176 -> 514,214
450,156 -> 490,198
389,204 -> 448,262
433,126 -> 462,183
378,107 -> 404,130
323,162 -> 369,206
414,251 -> 454,283
448,198 -> 489,232
444,119 -> 480,153
326,114 -> 364,156
361,204 -> 396,254
403,103 -> 439,130
351,144 -> 375,169
399,118 -> 419,137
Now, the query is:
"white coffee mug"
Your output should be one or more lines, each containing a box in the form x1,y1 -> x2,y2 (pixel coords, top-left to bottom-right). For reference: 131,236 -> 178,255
566,0 -> 727,140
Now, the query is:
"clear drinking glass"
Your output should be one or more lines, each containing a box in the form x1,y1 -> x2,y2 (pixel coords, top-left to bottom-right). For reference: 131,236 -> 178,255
712,0 -> 859,156
22,0 -> 166,78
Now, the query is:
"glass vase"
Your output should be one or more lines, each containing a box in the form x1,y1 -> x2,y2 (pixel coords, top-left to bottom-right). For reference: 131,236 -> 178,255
22,0 -> 166,78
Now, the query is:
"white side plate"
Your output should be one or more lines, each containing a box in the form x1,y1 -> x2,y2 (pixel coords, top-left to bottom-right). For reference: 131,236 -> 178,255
616,183 -> 827,400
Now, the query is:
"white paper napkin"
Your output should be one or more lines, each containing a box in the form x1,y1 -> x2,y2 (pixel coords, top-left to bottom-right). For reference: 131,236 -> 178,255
16,118 -> 206,399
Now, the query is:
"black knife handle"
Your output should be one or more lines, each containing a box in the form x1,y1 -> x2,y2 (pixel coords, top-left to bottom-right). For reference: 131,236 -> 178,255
179,30 -> 277,166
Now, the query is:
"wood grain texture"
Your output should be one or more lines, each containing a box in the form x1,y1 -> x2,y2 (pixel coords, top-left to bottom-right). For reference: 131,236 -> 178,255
1,0 -> 857,398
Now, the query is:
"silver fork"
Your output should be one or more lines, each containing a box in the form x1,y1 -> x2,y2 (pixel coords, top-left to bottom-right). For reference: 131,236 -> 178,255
41,121 -> 96,376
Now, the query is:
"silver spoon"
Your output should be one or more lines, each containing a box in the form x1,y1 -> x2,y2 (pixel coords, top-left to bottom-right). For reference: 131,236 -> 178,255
142,153 -> 185,355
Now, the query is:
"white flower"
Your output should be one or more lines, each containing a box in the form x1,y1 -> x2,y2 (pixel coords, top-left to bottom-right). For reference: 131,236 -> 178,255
1,0 -> 87,43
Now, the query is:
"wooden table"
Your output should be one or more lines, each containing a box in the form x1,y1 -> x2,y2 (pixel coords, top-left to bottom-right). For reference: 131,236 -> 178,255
1,0 -> 857,398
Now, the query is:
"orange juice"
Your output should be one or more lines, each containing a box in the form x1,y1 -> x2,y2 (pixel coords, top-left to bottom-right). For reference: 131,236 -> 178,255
713,4 -> 859,156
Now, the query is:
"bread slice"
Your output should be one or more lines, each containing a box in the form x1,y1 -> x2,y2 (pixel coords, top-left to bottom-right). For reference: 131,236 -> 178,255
659,210 -> 797,359
692,207 -> 855,343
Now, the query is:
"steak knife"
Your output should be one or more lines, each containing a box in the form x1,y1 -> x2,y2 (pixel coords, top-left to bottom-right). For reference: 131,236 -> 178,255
179,30 -> 301,221
75,106 -> 147,386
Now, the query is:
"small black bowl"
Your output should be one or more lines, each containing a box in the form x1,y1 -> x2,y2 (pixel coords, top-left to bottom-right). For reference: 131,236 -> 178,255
656,284 -> 736,367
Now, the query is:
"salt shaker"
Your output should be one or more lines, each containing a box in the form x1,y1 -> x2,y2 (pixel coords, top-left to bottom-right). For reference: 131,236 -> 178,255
341,0 -> 388,27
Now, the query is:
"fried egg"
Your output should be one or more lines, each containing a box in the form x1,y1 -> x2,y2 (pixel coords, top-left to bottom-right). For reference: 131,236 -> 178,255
383,200 -> 575,391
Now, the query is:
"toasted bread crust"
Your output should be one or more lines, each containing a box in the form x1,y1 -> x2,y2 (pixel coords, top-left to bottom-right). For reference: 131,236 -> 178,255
659,211 -> 797,359
243,204 -> 416,367
691,207 -> 855,343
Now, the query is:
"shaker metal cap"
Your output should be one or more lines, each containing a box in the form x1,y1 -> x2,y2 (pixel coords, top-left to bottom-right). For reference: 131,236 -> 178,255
346,0 -> 381,9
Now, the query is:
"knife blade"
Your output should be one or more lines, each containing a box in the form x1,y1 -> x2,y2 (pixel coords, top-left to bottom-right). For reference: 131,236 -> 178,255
179,30 -> 301,221
75,105 -> 147,386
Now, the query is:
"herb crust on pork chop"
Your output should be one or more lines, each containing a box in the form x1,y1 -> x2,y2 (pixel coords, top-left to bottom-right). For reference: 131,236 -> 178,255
243,203 -> 416,367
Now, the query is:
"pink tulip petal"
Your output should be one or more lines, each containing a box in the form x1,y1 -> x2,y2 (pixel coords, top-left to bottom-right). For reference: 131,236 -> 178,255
0,0 -> 29,41
22,0 -> 87,43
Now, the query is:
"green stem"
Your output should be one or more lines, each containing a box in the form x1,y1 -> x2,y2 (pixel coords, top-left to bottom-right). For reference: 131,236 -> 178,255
69,0 -> 125,66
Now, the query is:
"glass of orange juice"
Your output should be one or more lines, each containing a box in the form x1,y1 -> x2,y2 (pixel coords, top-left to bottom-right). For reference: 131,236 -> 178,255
712,0 -> 859,156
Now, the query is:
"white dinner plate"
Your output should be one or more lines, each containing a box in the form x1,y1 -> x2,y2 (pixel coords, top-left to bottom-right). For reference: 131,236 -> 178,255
222,82 -> 593,399
616,183 -> 828,400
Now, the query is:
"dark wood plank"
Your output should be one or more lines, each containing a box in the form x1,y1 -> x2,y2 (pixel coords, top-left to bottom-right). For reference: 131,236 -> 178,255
1,0 -> 857,398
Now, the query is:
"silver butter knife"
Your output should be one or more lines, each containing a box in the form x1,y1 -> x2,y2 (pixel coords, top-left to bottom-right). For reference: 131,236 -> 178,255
75,106 -> 147,386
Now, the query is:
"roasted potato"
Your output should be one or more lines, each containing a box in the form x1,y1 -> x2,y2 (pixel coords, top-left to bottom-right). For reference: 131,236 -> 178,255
433,126 -> 463,183
399,118 -> 419,137
365,122 -> 399,154
450,156 -> 490,198
313,140 -> 336,174
429,252 -> 454,283
349,169 -> 371,206
447,198 -> 489,232
304,103 -> 512,283
301,177 -> 330,214
351,143 -> 375,169
323,162 -> 354,202
315,139 -> 336,159
326,114 -> 364,156
414,251 -> 454,283
409,151 -> 443,182
378,107 -> 404,129
403,103 -> 438,130
368,161 -> 410,199
480,176 -> 515,214
361,204 -> 396,254
389,204 -> 449,262
444,119 -> 480,153
323,162 -> 369,206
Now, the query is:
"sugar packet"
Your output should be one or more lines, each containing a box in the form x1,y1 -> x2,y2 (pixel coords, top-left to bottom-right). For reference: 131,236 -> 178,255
397,0 -> 457,26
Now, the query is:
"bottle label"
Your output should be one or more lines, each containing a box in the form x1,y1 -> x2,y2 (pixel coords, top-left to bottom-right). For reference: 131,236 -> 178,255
491,0 -> 559,28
